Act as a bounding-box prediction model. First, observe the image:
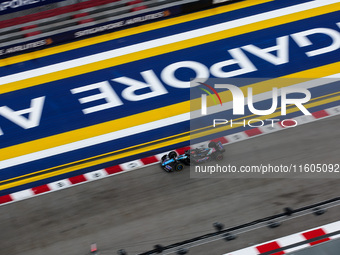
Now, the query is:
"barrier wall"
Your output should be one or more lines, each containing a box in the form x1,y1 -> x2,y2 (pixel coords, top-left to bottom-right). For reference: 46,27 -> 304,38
0,0 -> 66,14
0,0 -> 234,58
0,5 -> 183,57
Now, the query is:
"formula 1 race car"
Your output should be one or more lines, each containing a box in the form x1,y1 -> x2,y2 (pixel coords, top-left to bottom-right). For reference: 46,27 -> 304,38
187,141 -> 225,164
161,141 -> 225,172
161,152 -> 186,172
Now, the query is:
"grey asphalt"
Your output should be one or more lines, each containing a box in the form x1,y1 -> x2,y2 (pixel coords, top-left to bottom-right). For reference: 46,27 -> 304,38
1,115 -> 339,255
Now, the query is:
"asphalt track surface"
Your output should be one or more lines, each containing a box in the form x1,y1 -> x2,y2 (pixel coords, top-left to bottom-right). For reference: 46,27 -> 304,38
1,115 -> 340,255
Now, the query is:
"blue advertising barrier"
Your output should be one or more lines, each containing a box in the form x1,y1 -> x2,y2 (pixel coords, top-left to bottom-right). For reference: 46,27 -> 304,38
0,6 -> 182,58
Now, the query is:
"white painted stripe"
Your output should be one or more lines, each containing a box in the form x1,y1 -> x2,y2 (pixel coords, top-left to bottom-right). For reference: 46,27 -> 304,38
48,179 -> 72,190
294,115 -> 315,125
225,246 -> 258,255
325,105 -> 340,116
323,221 -> 340,240
0,0 -> 338,86
259,123 -> 283,133
277,234 -> 309,253
84,169 -> 108,181
226,132 -> 248,143
11,189 -> 34,201
191,141 -> 210,149
120,160 -> 144,171
1,75 -> 339,169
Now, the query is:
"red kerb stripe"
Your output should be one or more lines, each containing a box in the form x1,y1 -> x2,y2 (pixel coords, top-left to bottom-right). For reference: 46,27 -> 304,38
303,228 -> 330,245
312,110 -> 329,119
256,241 -> 285,255
211,137 -> 229,144
32,184 -> 51,195
176,146 -> 191,155
140,156 -> 158,165
279,119 -> 296,127
0,195 -> 13,204
69,175 -> 87,184
105,165 -> 123,175
245,128 -> 263,137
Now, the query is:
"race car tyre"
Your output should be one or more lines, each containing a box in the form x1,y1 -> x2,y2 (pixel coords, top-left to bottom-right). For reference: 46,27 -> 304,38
215,153 -> 224,161
208,141 -> 217,148
161,155 -> 167,161
183,157 -> 190,165
175,163 -> 184,171
168,151 -> 177,159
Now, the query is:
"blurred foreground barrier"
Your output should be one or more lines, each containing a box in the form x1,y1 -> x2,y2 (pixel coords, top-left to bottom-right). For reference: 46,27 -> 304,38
123,197 -> 340,255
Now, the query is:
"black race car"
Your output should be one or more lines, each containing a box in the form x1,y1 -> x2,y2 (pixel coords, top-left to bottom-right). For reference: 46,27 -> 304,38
161,141 -> 225,172
186,141 -> 225,164
161,151 -> 186,172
